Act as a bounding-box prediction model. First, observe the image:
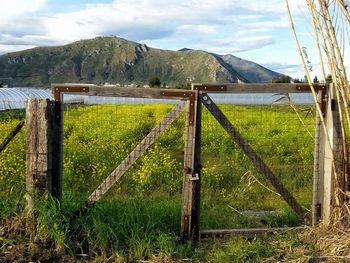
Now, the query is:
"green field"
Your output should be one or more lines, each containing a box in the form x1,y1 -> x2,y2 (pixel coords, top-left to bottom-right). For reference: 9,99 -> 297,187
0,103 -> 318,262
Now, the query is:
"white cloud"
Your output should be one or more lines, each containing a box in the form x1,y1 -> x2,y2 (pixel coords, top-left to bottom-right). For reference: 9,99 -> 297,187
0,0 -> 46,20
0,44 -> 36,55
0,0 -> 309,56
232,0 -> 306,14
262,62 -> 327,79
242,20 -> 290,30
197,36 -> 275,54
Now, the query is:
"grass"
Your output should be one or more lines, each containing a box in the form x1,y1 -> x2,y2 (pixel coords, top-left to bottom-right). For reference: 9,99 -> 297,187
0,103 -> 316,261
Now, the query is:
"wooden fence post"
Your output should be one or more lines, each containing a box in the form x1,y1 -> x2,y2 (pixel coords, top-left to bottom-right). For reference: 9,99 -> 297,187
317,84 -> 344,225
181,92 -> 202,240
312,91 -> 325,225
26,99 -> 62,212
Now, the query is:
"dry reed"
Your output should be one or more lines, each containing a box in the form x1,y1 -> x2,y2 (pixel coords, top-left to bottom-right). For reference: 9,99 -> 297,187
286,0 -> 350,259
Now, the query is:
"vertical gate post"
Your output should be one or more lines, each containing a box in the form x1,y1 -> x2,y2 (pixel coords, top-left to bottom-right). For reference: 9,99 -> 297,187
314,84 -> 345,225
312,90 -> 325,225
26,99 -> 62,212
181,91 -> 202,240
50,100 -> 63,199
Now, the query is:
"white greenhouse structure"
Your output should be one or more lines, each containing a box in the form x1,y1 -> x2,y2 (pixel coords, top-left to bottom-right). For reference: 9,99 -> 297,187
0,87 -> 314,112
0,88 -> 85,111
0,88 -> 52,111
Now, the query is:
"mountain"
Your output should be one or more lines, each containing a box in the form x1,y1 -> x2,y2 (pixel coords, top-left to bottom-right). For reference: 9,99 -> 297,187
0,36 -> 284,87
218,54 -> 283,83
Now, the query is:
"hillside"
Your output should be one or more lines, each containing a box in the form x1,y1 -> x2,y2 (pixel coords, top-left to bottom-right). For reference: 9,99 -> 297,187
0,36 -> 284,87
219,54 -> 284,83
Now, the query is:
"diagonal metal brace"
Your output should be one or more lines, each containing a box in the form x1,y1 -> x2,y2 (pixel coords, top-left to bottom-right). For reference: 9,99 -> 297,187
88,101 -> 186,203
0,121 -> 25,154
201,93 -> 309,222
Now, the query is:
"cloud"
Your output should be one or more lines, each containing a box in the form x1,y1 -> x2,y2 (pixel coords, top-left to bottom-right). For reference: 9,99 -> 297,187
263,62 -> 301,71
0,0 -> 48,51
203,36 -> 275,53
0,0 -> 308,55
261,62 -> 327,79
0,18 -> 46,37
231,0 -> 307,14
0,0 -> 46,20
0,44 -> 36,55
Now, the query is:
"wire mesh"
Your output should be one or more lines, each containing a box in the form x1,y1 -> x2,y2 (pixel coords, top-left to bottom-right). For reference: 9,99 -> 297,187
0,88 -> 318,231
0,107 -> 26,214
200,92 -> 315,229
62,96 -> 186,204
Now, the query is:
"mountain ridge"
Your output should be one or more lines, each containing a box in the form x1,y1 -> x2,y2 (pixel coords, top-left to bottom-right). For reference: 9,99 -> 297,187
0,36 -> 284,87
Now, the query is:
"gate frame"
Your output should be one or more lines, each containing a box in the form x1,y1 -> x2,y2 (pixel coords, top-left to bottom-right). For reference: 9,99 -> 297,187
26,82 -> 343,241
191,82 -> 346,234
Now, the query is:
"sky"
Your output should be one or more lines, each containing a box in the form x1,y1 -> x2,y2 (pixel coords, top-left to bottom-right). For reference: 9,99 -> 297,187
0,0 -> 329,78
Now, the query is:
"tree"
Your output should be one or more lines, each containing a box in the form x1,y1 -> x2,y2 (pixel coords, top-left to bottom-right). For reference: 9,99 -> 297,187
304,75 -> 308,83
272,76 -> 291,83
149,77 -> 161,88
313,76 -> 319,83
326,74 -> 332,83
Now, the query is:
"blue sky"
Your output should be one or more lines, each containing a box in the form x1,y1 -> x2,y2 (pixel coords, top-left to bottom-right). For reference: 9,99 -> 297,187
0,0 -> 324,78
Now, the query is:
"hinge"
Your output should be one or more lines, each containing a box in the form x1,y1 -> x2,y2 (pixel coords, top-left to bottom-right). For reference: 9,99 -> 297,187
190,173 -> 199,181
320,89 -> 327,117
161,90 -> 196,125
331,99 -> 336,111
316,203 -> 322,222
183,166 -> 199,180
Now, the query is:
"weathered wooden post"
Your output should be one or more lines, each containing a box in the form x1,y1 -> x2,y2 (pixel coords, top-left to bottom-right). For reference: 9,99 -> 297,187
312,90 -> 326,225
313,84 -> 345,225
181,91 -> 202,240
26,99 -> 62,212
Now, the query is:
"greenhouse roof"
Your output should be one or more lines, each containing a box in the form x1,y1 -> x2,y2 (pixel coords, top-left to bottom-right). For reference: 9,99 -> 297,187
0,88 -> 52,111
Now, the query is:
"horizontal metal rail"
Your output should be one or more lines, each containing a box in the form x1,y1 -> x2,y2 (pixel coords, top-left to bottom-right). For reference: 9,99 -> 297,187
52,83 -> 329,101
52,84 -> 196,101
193,83 -> 328,93
200,227 -> 304,239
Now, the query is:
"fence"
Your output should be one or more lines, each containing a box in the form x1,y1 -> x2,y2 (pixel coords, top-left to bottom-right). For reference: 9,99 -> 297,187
22,82 -> 347,240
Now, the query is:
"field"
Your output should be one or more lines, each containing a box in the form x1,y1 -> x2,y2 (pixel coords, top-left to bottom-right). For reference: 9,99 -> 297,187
0,103 -> 319,262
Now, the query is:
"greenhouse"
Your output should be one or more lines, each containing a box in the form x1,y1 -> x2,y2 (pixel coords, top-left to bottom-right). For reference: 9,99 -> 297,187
0,87 -> 314,111
0,88 -> 52,111
0,88 -> 86,111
